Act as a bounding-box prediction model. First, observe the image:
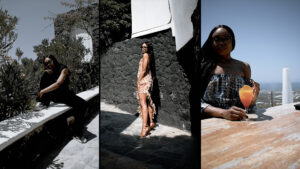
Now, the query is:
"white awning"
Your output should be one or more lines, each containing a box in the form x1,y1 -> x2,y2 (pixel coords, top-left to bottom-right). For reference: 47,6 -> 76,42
131,0 -> 198,51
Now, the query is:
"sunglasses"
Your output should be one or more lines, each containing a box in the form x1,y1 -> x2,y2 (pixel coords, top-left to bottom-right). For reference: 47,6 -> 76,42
44,60 -> 53,67
212,36 -> 232,43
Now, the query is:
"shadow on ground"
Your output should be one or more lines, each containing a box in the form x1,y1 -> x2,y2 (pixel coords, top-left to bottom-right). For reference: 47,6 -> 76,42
249,108 -> 273,121
100,111 -> 199,169
32,109 -> 99,169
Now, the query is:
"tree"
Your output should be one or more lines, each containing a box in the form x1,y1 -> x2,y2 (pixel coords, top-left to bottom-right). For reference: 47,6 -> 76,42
0,9 -> 33,120
100,0 -> 131,54
0,61 -> 33,121
15,47 -> 23,61
44,0 -> 100,87
44,0 -> 98,37
0,9 -> 18,63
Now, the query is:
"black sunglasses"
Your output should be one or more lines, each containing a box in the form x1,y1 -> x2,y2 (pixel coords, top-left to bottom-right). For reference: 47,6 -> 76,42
212,36 -> 232,43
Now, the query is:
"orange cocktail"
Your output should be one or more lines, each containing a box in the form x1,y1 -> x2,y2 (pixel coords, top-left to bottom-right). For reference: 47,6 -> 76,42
239,85 -> 254,112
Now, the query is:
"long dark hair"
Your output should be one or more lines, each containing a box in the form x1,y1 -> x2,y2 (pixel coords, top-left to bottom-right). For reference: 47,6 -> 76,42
202,25 -> 235,61
142,41 -> 155,77
143,41 -> 153,55
142,41 -> 160,116
47,54 -> 60,66
44,54 -> 61,72
200,25 -> 235,97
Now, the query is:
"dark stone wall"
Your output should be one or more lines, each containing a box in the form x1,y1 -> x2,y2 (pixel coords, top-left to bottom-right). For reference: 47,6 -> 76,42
101,29 -> 191,130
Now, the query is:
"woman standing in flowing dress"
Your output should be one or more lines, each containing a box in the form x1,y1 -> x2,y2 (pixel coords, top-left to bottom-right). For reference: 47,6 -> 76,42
137,41 -> 156,137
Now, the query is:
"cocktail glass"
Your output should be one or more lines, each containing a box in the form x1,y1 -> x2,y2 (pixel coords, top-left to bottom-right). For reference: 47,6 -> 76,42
239,85 -> 254,120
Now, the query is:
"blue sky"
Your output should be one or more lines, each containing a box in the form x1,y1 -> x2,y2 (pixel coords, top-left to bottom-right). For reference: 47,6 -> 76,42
0,0 -> 76,60
202,0 -> 300,83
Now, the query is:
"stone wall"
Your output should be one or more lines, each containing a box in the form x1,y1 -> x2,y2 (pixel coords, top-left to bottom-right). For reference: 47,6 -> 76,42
101,29 -> 191,130
0,94 -> 99,168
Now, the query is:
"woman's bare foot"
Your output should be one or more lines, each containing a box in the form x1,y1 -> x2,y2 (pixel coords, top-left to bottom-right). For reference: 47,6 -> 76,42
139,126 -> 150,138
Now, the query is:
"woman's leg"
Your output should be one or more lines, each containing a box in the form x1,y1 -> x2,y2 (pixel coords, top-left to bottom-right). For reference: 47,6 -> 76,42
147,93 -> 155,129
52,90 -> 88,136
138,93 -> 149,137
37,72 -> 55,106
148,105 -> 154,125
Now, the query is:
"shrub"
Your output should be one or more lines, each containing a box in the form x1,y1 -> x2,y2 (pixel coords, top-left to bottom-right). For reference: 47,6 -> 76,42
0,61 -> 33,121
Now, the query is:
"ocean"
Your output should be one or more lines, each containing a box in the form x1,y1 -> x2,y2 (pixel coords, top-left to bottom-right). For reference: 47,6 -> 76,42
256,82 -> 300,109
260,82 -> 300,91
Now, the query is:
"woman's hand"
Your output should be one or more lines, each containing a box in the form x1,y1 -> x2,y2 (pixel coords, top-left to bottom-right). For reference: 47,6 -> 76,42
222,106 -> 247,121
37,90 -> 44,99
45,69 -> 53,75
250,79 -> 260,106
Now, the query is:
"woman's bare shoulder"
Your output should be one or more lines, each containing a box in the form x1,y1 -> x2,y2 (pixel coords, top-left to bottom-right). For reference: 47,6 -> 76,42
232,58 -> 250,68
143,53 -> 150,58
232,58 -> 251,78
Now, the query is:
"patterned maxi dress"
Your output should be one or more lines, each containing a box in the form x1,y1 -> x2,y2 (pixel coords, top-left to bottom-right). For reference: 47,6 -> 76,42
137,57 -> 156,119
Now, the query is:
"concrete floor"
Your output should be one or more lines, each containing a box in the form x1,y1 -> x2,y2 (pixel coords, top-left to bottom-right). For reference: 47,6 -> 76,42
39,114 -> 99,169
100,102 -> 199,169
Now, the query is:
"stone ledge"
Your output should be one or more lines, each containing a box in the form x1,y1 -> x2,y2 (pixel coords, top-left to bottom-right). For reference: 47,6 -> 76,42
0,86 -> 99,152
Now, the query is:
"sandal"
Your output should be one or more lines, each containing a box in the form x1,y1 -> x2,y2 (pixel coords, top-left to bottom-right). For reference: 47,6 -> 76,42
139,126 -> 150,138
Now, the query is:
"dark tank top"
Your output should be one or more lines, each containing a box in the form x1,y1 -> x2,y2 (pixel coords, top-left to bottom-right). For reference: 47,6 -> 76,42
51,64 -> 70,91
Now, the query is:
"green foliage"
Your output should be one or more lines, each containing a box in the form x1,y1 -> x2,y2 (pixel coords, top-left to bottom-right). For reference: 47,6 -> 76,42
0,1 -> 99,121
60,0 -> 98,9
45,0 -> 98,37
33,37 -> 93,93
15,47 -> 23,60
0,9 -> 18,60
0,8 -> 35,120
20,57 -> 43,92
0,61 -> 33,121
100,0 -> 131,54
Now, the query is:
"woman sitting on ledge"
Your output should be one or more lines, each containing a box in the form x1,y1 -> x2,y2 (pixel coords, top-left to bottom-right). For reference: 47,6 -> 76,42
35,54 -> 88,143
200,25 -> 260,121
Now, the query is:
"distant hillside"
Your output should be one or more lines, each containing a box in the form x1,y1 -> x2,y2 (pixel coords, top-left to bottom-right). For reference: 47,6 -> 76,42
260,82 -> 300,91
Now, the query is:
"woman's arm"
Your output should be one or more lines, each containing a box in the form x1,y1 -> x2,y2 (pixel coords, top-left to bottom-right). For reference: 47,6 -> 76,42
250,79 -> 260,107
243,62 -> 251,79
243,62 -> 260,107
137,53 -> 150,88
38,68 -> 69,98
204,105 -> 247,121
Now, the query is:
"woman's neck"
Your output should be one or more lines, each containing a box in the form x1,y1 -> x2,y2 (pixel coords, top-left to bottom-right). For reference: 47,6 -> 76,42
218,54 -> 231,63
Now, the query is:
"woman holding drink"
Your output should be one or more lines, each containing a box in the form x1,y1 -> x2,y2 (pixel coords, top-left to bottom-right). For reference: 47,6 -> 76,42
200,25 -> 260,121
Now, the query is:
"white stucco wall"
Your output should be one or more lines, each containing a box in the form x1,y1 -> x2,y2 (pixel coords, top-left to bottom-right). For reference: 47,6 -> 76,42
131,0 -> 172,38
131,0 -> 198,51
169,0 -> 198,51
71,27 -> 93,63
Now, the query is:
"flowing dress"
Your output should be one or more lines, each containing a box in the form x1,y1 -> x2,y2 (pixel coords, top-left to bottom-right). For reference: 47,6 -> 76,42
137,57 -> 156,118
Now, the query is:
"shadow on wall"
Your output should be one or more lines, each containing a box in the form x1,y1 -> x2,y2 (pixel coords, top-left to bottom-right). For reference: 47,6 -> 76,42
150,51 -> 161,121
